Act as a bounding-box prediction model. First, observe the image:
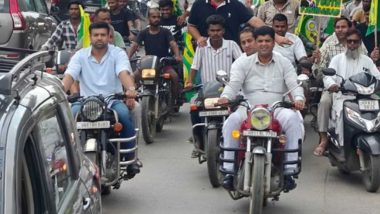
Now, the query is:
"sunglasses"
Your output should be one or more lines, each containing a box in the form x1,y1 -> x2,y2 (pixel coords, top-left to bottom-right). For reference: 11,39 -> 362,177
347,39 -> 360,44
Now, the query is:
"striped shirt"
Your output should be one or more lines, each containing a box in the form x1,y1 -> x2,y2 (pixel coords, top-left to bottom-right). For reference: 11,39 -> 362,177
42,20 -> 79,51
191,39 -> 242,83
312,33 -> 367,79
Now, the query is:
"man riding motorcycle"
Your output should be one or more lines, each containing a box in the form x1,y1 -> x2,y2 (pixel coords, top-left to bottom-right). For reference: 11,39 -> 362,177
128,8 -> 182,104
218,26 -> 305,190
62,22 -> 140,175
313,28 -> 380,156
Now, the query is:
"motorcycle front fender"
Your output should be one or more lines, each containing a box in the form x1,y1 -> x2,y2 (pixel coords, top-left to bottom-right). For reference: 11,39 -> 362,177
252,146 -> 266,155
84,138 -> 97,152
356,134 -> 380,155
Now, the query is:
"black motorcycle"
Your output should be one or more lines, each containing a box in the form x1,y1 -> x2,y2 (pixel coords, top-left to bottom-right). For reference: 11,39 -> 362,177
139,55 -> 181,144
69,93 -> 139,195
189,81 -> 229,187
322,68 -> 380,192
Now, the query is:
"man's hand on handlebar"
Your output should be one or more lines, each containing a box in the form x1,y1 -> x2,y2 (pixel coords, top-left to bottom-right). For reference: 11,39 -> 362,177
218,97 -> 230,105
294,100 -> 305,111
184,80 -> 193,89
175,55 -> 182,62
125,89 -> 137,110
328,84 -> 340,93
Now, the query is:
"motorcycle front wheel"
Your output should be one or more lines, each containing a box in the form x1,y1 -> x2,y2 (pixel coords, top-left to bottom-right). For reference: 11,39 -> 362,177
206,129 -> 223,187
249,155 -> 265,214
141,96 -> 156,144
362,154 -> 380,192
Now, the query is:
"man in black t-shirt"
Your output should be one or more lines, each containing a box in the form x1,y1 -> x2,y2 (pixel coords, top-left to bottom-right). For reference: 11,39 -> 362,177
128,8 -> 182,103
119,0 -> 141,30
159,0 -> 185,47
109,0 -> 135,41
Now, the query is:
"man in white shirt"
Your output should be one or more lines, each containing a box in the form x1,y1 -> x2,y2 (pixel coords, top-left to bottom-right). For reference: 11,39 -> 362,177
272,13 -> 307,67
218,26 -> 305,191
314,28 -> 380,156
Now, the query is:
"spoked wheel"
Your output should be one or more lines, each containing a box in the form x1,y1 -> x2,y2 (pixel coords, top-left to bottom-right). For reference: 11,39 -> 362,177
249,155 -> 265,214
141,96 -> 156,144
206,129 -> 223,187
362,154 -> 380,192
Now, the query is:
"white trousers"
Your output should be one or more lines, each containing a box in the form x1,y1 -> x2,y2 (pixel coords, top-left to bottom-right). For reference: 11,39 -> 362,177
222,107 -> 304,171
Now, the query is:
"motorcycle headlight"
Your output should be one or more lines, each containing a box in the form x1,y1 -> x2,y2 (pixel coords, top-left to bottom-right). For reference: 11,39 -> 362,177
204,98 -> 220,109
142,69 -> 156,79
250,108 -> 271,130
81,98 -> 104,121
354,83 -> 375,95
345,107 -> 380,132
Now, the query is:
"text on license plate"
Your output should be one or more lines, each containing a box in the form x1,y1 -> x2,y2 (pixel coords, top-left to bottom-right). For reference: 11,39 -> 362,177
199,110 -> 229,117
77,121 -> 110,129
143,80 -> 155,85
358,100 -> 379,111
243,130 -> 277,138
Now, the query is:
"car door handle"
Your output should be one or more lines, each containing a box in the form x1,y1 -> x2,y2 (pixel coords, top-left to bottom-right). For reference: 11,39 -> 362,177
82,197 -> 91,210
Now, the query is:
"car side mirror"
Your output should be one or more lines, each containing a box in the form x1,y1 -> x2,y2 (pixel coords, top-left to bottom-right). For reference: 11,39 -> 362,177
55,50 -> 72,73
322,68 -> 336,76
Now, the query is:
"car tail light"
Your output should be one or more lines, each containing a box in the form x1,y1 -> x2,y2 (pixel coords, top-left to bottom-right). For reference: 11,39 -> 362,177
9,0 -> 26,30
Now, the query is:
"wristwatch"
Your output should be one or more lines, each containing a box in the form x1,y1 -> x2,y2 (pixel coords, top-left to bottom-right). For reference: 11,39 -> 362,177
127,86 -> 136,91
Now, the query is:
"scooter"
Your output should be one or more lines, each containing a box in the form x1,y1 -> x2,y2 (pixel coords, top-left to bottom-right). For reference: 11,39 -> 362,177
322,68 -> 380,192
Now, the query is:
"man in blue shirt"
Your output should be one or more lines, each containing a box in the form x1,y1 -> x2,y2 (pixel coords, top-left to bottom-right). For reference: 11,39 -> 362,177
62,22 -> 140,175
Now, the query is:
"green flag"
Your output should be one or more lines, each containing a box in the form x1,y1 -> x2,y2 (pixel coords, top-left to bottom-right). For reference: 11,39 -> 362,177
366,0 -> 379,36
172,0 -> 183,16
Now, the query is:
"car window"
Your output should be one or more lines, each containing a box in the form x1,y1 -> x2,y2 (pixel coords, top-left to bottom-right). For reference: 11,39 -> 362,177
33,0 -> 48,14
0,0 -> 6,12
18,0 -> 36,12
35,115 -> 73,208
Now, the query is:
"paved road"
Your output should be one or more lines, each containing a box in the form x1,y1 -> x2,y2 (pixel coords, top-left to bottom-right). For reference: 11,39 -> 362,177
103,105 -> 380,214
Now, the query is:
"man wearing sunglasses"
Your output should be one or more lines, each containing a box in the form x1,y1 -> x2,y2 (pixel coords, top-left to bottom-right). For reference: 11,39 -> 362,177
313,28 -> 380,156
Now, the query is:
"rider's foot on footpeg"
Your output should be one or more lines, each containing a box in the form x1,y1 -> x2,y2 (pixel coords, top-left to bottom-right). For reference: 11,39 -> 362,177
283,175 -> 297,193
222,175 -> 234,191
127,163 -> 141,176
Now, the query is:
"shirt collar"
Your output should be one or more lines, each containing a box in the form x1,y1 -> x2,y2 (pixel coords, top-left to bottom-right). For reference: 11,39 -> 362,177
270,0 -> 290,8
253,53 -> 275,65
206,38 -> 228,50
330,33 -> 344,46
87,45 -> 111,63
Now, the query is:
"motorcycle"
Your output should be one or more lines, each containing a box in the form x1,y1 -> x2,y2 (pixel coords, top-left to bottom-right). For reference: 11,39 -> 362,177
218,70 -> 305,214
322,68 -> 380,192
69,93 -> 139,195
297,59 -> 323,131
189,80 -> 229,187
139,55 -> 181,144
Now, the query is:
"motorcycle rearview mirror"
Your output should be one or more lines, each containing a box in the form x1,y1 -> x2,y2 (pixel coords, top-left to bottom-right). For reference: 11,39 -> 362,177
322,68 -> 337,76
56,50 -> 71,66
216,70 -> 229,84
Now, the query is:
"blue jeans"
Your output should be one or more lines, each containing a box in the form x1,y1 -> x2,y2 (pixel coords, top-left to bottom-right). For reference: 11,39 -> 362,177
72,100 -> 136,160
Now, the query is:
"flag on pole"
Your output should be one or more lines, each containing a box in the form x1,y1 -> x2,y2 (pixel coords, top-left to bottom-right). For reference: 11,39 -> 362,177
366,0 -> 379,36
295,14 -> 318,45
78,5 -> 91,48
324,17 -> 335,35
100,0 -> 107,7
251,0 -> 265,7
182,32 -> 196,101
172,0 -> 183,16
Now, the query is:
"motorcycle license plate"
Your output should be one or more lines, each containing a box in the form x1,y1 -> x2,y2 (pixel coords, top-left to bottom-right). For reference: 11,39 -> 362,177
358,100 -> 379,111
199,110 -> 229,117
143,80 -> 155,85
77,121 -> 111,129
243,130 -> 277,138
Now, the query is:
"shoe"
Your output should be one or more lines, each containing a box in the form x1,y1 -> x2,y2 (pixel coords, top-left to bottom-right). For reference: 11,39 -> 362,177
127,163 -> 141,176
283,175 -> 297,193
191,149 -> 199,158
222,175 -> 234,191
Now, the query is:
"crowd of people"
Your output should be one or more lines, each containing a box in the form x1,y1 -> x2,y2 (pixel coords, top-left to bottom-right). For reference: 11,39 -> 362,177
42,0 -> 380,189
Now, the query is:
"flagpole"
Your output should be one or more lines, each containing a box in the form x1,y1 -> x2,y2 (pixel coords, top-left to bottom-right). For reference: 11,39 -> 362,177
375,25 -> 378,48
